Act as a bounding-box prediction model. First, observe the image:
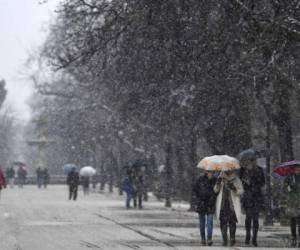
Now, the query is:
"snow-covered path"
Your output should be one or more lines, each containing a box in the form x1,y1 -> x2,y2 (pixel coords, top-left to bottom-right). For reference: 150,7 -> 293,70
0,185 -> 296,250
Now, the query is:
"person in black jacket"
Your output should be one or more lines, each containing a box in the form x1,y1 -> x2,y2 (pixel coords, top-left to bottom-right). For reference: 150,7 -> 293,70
67,167 -> 80,200
240,158 -> 265,247
192,171 -> 217,246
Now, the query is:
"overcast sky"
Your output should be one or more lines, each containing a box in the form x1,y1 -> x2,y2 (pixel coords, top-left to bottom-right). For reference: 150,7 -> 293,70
0,0 -> 59,121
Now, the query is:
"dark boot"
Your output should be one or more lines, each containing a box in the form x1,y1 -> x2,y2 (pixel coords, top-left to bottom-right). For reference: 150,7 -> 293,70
229,222 -> 237,246
245,231 -> 250,245
207,240 -> 213,246
291,238 -> 297,247
230,238 -> 236,246
252,216 -> 259,247
221,223 -> 228,246
245,216 -> 251,245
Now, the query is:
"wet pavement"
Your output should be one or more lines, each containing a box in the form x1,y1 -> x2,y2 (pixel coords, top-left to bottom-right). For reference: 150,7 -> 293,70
0,185 -> 298,250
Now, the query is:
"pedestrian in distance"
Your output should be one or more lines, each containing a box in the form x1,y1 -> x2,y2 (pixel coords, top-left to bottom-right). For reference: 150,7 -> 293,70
132,168 -> 145,209
284,166 -> 300,247
240,158 -> 265,247
42,168 -> 50,188
36,167 -> 43,189
122,169 -> 135,209
0,167 -> 6,199
192,170 -> 217,246
17,166 -> 27,188
6,166 -> 15,188
81,176 -> 90,196
67,167 -> 79,201
214,170 -> 244,246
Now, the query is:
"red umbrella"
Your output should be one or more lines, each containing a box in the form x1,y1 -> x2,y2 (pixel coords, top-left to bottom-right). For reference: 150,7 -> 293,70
273,160 -> 300,178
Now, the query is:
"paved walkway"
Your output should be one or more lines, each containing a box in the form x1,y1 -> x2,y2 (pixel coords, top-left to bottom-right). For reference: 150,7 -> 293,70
0,185 -> 297,249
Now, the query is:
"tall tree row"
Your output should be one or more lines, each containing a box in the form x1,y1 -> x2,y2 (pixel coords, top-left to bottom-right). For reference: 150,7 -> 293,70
30,0 -> 300,206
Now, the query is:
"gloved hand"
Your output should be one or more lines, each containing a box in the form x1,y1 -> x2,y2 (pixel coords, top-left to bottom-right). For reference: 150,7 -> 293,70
227,182 -> 236,191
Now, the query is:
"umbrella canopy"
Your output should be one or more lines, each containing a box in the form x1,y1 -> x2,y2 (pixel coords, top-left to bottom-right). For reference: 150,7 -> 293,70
80,166 -> 96,177
63,163 -> 77,174
273,160 -> 300,178
12,161 -> 26,167
131,159 -> 147,169
238,148 -> 258,161
197,155 -> 240,171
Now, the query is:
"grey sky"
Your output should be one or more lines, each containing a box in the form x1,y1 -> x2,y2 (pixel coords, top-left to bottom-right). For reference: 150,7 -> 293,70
0,0 -> 59,121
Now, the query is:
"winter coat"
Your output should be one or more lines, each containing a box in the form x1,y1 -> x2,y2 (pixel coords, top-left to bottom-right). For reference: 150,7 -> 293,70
17,168 -> 27,179
192,175 -> 217,214
81,176 -> 90,188
36,168 -> 43,179
0,169 -> 6,189
6,168 -> 15,179
42,169 -> 50,183
214,174 -> 244,224
67,171 -> 79,187
284,174 -> 300,218
240,166 -> 265,213
132,174 -> 144,195
122,176 -> 135,195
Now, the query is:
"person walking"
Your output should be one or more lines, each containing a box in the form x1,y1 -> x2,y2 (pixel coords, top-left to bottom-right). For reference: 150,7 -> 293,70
42,168 -> 50,188
122,169 -> 135,209
17,166 -> 27,188
81,176 -> 90,195
284,166 -> 300,247
192,170 -> 217,246
132,169 -> 144,209
214,171 -> 244,246
240,158 -> 265,247
6,166 -> 15,188
67,167 -> 79,200
0,167 -> 6,198
36,167 -> 43,189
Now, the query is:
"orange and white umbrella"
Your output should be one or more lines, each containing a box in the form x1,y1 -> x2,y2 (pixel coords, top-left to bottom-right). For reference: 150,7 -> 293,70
197,155 -> 240,171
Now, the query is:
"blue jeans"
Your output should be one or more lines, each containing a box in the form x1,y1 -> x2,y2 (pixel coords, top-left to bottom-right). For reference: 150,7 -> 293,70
199,214 -> 214,241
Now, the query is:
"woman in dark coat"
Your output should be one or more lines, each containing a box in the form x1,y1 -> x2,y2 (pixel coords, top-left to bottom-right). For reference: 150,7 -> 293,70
284,166 -> 300,247
240,159 -> 265,247
192,171 -> 217,246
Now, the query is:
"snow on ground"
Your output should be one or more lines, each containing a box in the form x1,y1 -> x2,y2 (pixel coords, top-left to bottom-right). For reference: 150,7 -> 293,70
0,185 -> 297,250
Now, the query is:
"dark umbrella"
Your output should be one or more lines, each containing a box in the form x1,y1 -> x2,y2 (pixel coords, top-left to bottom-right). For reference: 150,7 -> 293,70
238,148 -> 258,161
12,161 -> 26,167
272,160 -> 300,178
131,159 -> 147,169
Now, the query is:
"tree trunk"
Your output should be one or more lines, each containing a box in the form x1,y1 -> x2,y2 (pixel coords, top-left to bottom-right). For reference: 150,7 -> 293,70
100,162 -> 106,191
165,142 -> 173,208
175,145 -> 185,200
273,80 -> 294,162
188,131 -> 197,210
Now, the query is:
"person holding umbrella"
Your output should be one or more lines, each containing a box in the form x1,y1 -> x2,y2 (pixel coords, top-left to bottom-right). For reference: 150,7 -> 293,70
192,170 -> 217,246
214,170 -> 244,246
79,166 -> 96,196
284,165 -> 300,247
81,176 -> 90,195
239,150 -> 265,247
198,155 -> 243,246
67,166 -> 79,201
